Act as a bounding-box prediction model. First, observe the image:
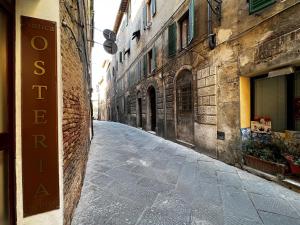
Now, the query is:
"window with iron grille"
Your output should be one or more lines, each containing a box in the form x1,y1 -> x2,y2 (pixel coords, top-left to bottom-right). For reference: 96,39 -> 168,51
177,82 -> 192,114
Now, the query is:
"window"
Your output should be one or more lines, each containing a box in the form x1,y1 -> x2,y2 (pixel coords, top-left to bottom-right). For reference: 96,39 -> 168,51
168,23 -> 177,56
143,0 -> 156,30
177,82 -> 192,114
145,47 -> 156,76
252,72 -> 300,132
179,13 -> 189,49
143,54 -> 148,77
179,0 -> 195,49
148,47 -> 156,74
249,0 -> 276,14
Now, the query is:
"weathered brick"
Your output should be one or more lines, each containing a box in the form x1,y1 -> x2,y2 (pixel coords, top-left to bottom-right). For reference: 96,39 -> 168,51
198,86 -> 216,97
60,1 -> 92,225
202,96 -> 210,105
206,75 -> 216,86
210,66 -> 217,76
199,115 -> 217,125
197,78 -> 206,88
198,106 -> 217,115
210,95 -> 216,105
202,67 -> 210,78
198,97 -> 203,106
197,69 -> 202,79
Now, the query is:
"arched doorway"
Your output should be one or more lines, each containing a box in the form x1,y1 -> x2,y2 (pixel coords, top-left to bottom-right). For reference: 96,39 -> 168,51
136,91 -> 143,128
175,69 -> 194,144
147,86 -> 156,132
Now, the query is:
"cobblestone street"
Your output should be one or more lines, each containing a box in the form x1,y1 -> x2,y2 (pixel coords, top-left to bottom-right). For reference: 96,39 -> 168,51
72,121 -> 300,225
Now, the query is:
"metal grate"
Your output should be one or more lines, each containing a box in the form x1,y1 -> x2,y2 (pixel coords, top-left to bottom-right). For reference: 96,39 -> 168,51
177,82 -> 192,114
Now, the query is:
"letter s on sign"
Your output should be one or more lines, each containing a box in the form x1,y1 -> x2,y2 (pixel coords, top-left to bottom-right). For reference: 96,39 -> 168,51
31,36 -> 48,51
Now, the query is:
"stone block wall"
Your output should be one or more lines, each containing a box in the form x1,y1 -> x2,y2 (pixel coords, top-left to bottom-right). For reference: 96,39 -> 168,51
194,66 -> 217,156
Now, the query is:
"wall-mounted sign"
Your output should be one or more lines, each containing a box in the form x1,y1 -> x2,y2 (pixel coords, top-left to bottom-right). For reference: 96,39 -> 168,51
21,16 -> 59,217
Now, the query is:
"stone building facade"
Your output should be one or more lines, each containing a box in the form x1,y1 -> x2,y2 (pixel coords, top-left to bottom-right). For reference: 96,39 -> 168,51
60,0 -> 94,224
107,0 -> 300,164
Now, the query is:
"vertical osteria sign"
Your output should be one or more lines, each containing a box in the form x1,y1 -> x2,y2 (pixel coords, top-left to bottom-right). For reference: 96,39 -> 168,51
21,16 -> 59,217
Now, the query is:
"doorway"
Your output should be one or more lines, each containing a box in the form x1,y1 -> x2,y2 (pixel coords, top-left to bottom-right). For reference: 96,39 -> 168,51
147,86 -> 156,132
0,2 -> 15,224
176,69 -> 194,144
136,91 -> 142,128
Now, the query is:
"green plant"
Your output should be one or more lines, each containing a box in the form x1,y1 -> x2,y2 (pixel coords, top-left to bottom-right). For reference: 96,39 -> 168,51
242,134 -> 287,164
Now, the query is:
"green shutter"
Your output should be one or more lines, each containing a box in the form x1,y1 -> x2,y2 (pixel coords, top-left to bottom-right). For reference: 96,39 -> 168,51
168,23 -> 177,56
152,47 -> 157,71
139,60 -> 142,80
119,52 -> 122,63
143,54 -> 148,77
143,4 -> 147,29
151,0 -> 156,17
249,0 -> 276,14
188,0 -> 195,44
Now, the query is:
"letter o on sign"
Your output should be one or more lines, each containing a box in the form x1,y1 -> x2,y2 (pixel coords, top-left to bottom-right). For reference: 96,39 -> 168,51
31,36 -> 48,51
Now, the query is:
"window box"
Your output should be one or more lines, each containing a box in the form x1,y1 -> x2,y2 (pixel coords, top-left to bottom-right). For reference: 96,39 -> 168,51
244,154 -> 287,175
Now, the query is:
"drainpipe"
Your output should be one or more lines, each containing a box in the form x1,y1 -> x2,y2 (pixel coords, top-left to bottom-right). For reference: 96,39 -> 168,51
208,0 -> 216,50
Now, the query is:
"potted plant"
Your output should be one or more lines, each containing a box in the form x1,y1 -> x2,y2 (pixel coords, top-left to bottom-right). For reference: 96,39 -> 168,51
282,141 -> 300,175
242,135 -> 288,175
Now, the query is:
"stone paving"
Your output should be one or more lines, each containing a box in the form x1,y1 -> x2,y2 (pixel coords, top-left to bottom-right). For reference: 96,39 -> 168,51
72,121 -> 300,225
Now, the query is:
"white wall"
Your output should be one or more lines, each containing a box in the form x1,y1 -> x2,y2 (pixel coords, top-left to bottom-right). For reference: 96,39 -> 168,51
15,0 -> 63,224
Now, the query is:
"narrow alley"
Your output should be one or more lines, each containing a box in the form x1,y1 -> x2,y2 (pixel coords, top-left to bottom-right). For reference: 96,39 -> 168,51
72,121 -> 300,225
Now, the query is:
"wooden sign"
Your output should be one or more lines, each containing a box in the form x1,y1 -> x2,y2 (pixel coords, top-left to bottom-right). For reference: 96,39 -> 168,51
21,16 -> 59,217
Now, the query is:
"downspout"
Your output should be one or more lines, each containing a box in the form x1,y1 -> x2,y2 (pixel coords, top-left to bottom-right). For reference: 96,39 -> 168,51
208,0 -> 216,50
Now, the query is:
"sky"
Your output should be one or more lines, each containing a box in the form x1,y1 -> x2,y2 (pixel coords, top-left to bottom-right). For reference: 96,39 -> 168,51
91,0 -> 121,98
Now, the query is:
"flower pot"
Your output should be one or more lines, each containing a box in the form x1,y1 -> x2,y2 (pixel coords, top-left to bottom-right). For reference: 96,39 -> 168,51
244,155 -> 287,175
284,155 -> 300,175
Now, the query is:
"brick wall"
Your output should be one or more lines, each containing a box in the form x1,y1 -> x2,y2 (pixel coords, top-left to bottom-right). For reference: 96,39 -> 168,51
60,1 -> 92,224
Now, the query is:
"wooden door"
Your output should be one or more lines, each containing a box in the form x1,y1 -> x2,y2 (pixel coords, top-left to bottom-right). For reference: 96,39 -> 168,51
176,70 -> 194,144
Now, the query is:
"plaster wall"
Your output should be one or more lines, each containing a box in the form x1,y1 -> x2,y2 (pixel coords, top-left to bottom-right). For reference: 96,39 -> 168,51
15,0 -> 63,224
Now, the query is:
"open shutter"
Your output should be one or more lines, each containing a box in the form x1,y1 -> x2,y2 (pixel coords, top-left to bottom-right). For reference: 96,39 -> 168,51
143,4 -> 147,29
143,54 -> 148,77
168,23 -> 177,56
188,0 -> 195,44
151,0 -> 156,17
152,47 -> 157,72
119,52 -> 123,63
249,0 -> 276,14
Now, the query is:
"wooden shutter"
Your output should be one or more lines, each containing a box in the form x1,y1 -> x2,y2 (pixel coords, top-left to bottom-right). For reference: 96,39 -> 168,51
188,0 -> 195,44
143,4 -> 147,29
119,52 -> 123,63
151,47 -> 156,72
168,23 -> 177,56
249,0 -> 276,14
151,0 -> 156,17
143,54 -> 148,77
